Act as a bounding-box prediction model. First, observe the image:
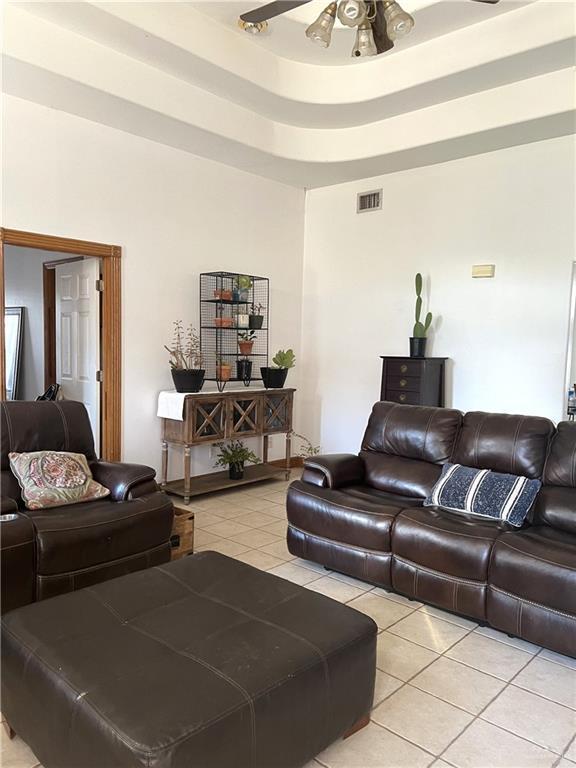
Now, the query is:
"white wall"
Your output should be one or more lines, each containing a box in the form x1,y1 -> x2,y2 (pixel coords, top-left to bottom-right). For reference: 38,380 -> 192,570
3,96 -> 305,474
299,136 -> 576,454
4,246 -> 58,401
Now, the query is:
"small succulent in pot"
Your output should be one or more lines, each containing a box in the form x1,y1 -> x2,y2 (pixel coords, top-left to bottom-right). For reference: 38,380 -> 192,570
238,330 -> 256,357
165,321 -> 205,392
249,303 -> 264,330
216,356 -> 232,382
261,348 -> 295,389
214,439 -> 259,480
233,275 -> 253,302
410,273 -> 433,358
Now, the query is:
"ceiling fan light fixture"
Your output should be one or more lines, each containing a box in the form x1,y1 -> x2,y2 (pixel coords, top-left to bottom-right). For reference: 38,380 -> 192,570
305,2 -> 337,47
238,18 -> 269,33
337,0 -> 368,28
351,20 -> 377,57
382,0 -> 414,40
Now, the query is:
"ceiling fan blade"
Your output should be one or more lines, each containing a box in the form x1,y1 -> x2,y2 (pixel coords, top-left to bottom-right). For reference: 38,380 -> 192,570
469,0 -> 501,3
240,0 -> 314,23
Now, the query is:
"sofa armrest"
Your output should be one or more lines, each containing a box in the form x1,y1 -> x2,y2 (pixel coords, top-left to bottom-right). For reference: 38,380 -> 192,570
302,454 -> 364,490
1,496 -> 19,514
91,462 -> 158,502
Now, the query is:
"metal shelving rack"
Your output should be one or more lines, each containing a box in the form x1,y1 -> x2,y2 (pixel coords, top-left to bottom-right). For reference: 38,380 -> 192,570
200,271 -> 269,391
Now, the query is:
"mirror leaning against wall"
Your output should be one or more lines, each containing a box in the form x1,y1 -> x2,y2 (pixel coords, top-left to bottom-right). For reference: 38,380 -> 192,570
566,262 -> 576,421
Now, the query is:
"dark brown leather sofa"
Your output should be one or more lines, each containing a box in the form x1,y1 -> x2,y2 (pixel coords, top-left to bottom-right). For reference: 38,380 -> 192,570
1,401 -> 174,612
287,402 -> 576,658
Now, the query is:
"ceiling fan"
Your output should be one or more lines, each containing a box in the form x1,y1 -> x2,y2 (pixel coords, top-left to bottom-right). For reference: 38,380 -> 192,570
238,0 -> 501,58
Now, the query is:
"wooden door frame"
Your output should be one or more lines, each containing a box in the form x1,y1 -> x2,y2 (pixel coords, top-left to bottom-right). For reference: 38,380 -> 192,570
0,228 -> 121,461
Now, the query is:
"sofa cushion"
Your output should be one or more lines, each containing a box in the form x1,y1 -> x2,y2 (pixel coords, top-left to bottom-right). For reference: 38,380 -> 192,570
536,422 -> 576,534
391,507 -> 507,620
487,527 -> 576,657
452,411 -> 554,479
360,402 -> 462,498
425,463 -> 541,528
23,493 -> 174,576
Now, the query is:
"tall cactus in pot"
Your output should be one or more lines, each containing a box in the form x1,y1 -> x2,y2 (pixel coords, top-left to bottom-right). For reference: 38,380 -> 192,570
413,273 -> 433,338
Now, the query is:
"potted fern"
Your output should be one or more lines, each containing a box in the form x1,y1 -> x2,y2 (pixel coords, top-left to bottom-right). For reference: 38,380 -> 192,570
165,321 -> 205,392
214,440 -> 259,480
410,273 -> 433,358
261,349 -> 295,388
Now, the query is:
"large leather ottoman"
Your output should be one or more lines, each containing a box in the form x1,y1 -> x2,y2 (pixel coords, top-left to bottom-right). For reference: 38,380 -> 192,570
1,551 -> 377,768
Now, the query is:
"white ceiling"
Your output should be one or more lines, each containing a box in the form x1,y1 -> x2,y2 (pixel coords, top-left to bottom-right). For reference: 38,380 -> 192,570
193,0 -> 531,65
3,0 -> 575,187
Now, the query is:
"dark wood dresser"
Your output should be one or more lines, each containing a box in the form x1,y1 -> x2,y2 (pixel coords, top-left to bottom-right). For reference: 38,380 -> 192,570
380,356 -> 447,407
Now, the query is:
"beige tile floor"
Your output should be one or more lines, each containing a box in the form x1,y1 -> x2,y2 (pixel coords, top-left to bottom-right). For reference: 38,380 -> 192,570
2,474 -> 575,768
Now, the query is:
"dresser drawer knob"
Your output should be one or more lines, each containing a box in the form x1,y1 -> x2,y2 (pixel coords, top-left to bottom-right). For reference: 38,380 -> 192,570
400,379 -> 407,387
400,364 -> 408,373
399,393 -> 407,402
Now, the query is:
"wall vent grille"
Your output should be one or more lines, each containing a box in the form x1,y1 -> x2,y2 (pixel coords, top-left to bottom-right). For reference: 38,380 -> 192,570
357,189 -> 382,213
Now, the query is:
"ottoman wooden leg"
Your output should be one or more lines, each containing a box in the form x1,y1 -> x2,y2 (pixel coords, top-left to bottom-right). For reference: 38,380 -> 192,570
343,713 -> 370,739
3,721 -> 16,740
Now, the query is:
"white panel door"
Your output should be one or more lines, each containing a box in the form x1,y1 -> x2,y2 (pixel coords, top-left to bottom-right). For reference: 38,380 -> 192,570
55,259 -> 101,454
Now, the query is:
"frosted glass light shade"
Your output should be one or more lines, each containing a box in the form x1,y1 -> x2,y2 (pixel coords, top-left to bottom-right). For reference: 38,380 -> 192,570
337,0 -> 367,28
351,21 -> 377,57
383,1 -> 414,39
306,2 -> 337,47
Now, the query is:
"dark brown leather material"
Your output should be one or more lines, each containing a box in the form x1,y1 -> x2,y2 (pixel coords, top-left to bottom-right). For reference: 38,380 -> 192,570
391,507 -> 507,620
452,411 -> 555,478
487,527 -> 576,657
36,543 -> 171,600
303,454 -> 365,489
1,400 -> 174,608
360,402 -> 462,497
1,496 -> 19,514
301,467 -> 327,487
287,480 -> 403,553
1,552 -> 377,768
536,422 -> 576,534
90,461 -> 157,501
1,515 -> 35,614
362,402 -> 463,462
24,493 -> 174,576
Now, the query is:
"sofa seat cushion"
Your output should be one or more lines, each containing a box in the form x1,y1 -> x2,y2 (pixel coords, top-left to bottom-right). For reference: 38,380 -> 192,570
287,481 -> 421,588
391,507 -> 507,620
24,493 -> 174,576
287,481 -> 414,554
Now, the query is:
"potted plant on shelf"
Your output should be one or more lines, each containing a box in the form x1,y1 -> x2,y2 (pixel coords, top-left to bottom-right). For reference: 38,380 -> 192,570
214,439 -> 259,480
238,330 -> 256,356
249,303 -> 264,330
236,358 -> 252,385
261,349 -> 295,389
233,275 -> 252,303
214,288 -> 232,301
216,356 -> 232,382
410,273 -> 433,358
165,321 -> 205,392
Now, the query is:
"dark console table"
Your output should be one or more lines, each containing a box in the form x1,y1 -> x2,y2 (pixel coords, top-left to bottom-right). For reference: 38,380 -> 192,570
380,356 -> 447,407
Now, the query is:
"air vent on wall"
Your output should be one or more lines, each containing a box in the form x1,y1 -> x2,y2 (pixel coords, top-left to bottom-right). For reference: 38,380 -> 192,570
357,189 -> 382,213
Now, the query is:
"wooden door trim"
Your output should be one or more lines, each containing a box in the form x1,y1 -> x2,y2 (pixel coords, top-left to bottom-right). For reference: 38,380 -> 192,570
0,228 -> 122,461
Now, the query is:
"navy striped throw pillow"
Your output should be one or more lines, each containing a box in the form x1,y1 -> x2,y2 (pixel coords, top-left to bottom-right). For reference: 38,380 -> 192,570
425,463 -> 541,527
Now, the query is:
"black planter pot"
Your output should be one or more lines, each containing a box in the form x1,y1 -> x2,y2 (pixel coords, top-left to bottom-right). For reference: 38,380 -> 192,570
260,367 -> 288,389
236,359 -> 252,386
171,368 -> 205,393
249,315 -> 264,330
409,337 -> 427,359
229,463 -> 244,480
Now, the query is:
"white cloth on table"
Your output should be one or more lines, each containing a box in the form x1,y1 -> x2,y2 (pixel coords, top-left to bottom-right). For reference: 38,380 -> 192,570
157,391 -> 187,421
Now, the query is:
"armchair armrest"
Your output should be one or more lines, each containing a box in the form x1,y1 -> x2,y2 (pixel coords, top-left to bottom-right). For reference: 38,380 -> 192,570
1,496 -> 19,514
91,462 -> 158,501
302,454 -> 365,489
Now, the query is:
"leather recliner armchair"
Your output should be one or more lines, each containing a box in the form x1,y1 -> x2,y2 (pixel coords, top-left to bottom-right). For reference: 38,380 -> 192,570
1,401 -> 174,611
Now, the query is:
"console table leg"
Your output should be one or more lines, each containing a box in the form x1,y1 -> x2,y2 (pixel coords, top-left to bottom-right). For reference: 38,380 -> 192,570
161,440 -> 168,487
263,434 -> 269,464
184,446 -> 191,505
285,432 -> 292,480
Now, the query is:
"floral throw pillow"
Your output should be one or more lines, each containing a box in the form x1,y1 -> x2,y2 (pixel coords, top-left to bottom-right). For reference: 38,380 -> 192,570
9,451 -> 110,510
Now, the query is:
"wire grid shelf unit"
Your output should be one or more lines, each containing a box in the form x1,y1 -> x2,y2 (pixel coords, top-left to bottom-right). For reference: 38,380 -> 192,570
200,271 -> 269,391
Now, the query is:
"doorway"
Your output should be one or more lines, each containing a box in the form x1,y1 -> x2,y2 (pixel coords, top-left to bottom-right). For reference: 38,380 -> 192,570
0,229 -> 121,461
